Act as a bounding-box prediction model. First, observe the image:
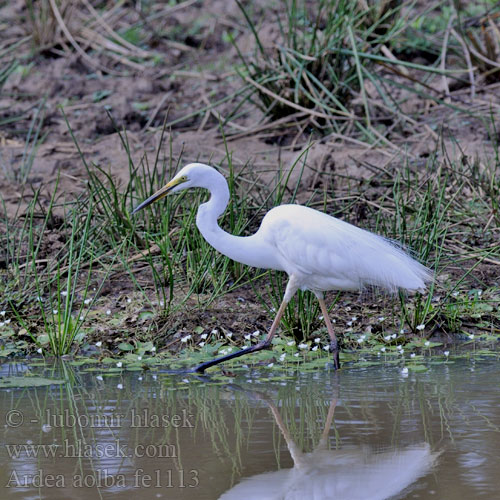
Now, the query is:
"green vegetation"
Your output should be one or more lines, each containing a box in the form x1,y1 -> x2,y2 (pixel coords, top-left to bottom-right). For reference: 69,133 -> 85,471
0,0 -> 499,364
231,0 -> 412,133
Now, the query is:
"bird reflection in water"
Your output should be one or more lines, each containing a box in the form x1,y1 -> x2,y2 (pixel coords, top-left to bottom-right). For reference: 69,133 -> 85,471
219,386 -> 439,500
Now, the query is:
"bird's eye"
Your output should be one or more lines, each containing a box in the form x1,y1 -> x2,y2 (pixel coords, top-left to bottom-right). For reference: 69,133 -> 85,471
181,176 -> 187,181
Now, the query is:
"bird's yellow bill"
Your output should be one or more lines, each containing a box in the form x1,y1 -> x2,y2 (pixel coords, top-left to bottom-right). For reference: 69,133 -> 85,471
131,177 -> 184,214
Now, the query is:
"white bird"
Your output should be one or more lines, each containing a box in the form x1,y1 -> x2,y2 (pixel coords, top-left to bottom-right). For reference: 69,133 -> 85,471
132,163 -> 432,372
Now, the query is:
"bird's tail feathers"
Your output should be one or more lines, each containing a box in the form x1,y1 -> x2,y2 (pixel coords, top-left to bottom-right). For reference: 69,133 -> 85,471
356,235 -> 433,293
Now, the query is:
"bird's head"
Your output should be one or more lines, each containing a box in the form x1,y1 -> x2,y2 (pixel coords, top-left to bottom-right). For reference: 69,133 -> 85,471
131,163 -> 215,214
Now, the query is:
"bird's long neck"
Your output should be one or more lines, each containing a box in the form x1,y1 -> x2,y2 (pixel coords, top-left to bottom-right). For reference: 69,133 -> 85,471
195,171 -> 274,269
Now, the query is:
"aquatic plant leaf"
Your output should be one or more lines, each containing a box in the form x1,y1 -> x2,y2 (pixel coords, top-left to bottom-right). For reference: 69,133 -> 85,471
0,376 -> 65,388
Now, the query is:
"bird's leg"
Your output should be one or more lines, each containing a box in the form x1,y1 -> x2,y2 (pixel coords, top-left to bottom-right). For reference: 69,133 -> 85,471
192,298 -> 289,374
317,297 -> 340,370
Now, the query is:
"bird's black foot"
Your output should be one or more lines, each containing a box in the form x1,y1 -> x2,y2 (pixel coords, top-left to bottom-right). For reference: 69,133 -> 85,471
329,339 -> 341,370
192,340 -> 272,374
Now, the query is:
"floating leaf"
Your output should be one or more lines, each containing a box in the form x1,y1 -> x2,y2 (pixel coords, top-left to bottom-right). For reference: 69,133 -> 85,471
408,364 -> 428,372
0,376 -> 65,388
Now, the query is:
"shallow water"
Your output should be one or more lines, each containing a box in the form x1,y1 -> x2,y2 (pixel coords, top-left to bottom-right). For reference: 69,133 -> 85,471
1,357 -> 499,499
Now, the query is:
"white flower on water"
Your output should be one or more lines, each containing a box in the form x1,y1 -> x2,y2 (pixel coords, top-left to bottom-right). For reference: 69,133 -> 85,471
0,311 -> 5,316
401,367 -> 409,375
151,346 -> 156,352
0,322 -> 4,327
298,343 -> 308,349
181,335 -> 191,343
244,334 -> 251,340
399,349 -> 405,355
79,315 -> 84,321
410,353 -> 416,358
294,352 -> 300,357
444,351 -> 450,357
312,346 -> 318,351
52,310 -> 58,315
347,321 -> 353,326
127,298 -> 132,303
116,362 -> 122,368
199,342 -> 205,347
351,316 -> 358,322
95,341 -> 102,347
117,383 -> 123,390
397,345 -> 402,351
378,317 -> 385,322
138,376 -> 143,381
287,340 -> 296,346
391,333 -> 397,339
416,324 -> 425,331
201,333 -> 208,339
318,315 -> 324,320
106,310 -> 111,316
314,338 -> 321,343
452,291 -> 459,297
424,341 -> 430,347
380,347 -> 386,353
211,329 -> 218,335
323,346 -> 330,351
357,338 -> 364,344
37,348 -> 43,354
60,291 -> 67,297
468,334 -> 475,340
226,332 -> 233,338
84,298 -> 92,305
152,375 -> 157,381
252,330 -> 260,337
279,354 -> 286,361
400,329 -> 405,334
137,356 -> 142,361
267,363 -> 274,368
384,335 -> 391,341
96,375 -> 103,381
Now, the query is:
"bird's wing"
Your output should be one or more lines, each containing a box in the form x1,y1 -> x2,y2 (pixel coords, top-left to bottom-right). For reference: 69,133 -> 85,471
266,205 -> 430,291
271,207 -> 362,278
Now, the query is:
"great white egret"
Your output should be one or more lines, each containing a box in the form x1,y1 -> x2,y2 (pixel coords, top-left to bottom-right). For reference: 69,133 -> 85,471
132,163 -> 432,372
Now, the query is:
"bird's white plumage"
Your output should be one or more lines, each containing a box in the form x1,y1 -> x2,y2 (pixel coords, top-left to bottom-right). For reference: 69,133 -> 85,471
164,163 -> 432,297
259,204 -> 431,293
